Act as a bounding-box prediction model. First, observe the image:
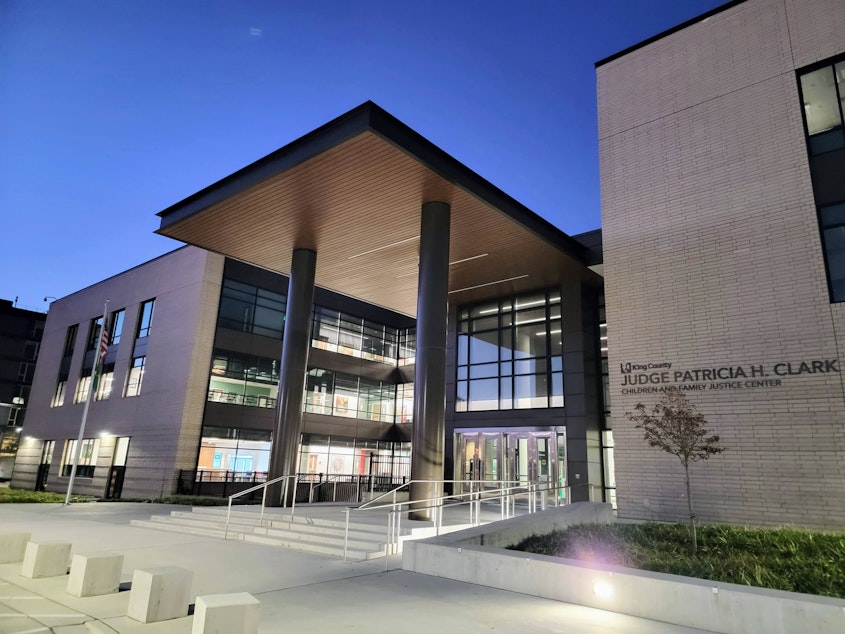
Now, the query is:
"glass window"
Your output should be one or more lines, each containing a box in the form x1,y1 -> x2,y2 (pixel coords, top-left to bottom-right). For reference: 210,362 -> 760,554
52,380 -> 66,407
137,299 -> 155,338
303,367 -> 399,422
95,364 -> 114,401
208,350 -> 278,408
399,329 -> 416,366
17,362 -> 34,382
396,382 -> 414,423
86,317 -> 103,351
23,341 -> 40,361
311,306 -> 400,366
821,202 -> 845,302
218,279 -> 285,338
63,324 -> 78,357
457,289 -> 563,411
799,59 -> 845,155
305,369 -> 334,415
125,356 -> 145,397
74,375 -> 91,404
61,438 -> 100,478
198,427 -> 271,477
110,309 -> 125,345
333,375 -> 359,418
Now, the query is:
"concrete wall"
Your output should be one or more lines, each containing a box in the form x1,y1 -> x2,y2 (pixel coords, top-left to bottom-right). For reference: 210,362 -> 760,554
12,247 -> 223,498
598,0 -> 845,528
402,504 -> 845,634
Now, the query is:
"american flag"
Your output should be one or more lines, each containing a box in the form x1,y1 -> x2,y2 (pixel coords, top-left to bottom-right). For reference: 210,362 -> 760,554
98,319 -> 110,363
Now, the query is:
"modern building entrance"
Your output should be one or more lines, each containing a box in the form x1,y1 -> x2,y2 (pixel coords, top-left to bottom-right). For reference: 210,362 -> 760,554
455,427 -> 566,496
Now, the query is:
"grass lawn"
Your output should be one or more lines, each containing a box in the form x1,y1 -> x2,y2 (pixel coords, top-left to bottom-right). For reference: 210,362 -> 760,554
510,522 -> 845,599
0,488 -> 95,504
0,488 -> 245,506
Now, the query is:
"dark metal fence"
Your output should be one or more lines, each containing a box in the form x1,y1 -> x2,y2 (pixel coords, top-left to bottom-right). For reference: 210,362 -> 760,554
177,469 -> 406,503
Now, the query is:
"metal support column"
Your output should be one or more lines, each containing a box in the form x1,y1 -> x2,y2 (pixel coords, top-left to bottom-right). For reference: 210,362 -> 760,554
409,201 -> 450,520
267,248 -> 317,506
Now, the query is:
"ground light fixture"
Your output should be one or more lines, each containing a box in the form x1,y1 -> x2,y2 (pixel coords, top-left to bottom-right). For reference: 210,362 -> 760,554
593,579 -> 614,600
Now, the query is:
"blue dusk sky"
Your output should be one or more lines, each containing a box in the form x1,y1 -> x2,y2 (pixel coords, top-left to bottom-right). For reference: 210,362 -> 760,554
1,0 -> 725,312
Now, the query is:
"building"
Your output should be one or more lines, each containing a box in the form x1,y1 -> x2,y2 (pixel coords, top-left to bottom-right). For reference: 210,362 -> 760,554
0,299 -> 45,480
598,0 -> 845,529
13,104 -> 609,505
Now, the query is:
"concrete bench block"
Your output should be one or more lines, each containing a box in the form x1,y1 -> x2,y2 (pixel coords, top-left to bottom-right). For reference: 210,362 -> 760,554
0,532 -> 31,563
21,541 -> 71,578
127,566 -> 192,623
192,593 -> 260,634
67,553 -> 124,597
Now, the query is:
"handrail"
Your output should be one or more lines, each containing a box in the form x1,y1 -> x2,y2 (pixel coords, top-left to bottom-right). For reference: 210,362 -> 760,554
224,474 -> 299,539
344,478 -> 533,562
307,474 -> 344,503
343,479 -> 601,565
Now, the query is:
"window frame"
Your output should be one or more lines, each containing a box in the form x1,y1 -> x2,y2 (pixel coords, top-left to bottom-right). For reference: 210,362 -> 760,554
797,54 -> 845,157
456,289 -> 564,412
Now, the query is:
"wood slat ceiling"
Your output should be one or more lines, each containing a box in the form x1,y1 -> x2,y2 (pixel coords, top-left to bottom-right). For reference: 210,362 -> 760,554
158,131 -> 598,316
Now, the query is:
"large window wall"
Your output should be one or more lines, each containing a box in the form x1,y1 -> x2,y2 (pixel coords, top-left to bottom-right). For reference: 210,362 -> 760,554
299,434 -> 410,479
208,351 -> 279,408
305,369 -> 407,423
211,276 -> 417,421
311,307 -> 399,365
456,290 -> 563,412
198,427 -> 272,476
218,279 -> 286,338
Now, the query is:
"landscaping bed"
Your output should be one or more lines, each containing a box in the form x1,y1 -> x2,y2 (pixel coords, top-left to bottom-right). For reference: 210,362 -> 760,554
511,522 -> 845,598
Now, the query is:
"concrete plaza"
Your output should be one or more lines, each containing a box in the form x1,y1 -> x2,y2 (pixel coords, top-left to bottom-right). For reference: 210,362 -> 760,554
0,502 -> 716,633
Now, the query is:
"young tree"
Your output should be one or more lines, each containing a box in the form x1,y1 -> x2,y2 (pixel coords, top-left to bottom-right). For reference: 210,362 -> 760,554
626,390 -> 723,553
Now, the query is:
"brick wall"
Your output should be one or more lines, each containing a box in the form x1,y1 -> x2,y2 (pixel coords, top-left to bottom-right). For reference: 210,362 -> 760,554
598,0 -> 845,529
13,247 -> 224,498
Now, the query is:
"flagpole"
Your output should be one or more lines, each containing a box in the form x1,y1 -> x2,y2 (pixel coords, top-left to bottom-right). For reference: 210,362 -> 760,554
65,299 -> 109,505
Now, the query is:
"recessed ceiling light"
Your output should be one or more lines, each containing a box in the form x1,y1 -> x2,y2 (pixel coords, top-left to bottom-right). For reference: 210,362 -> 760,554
449,275 -> 529,294
348,236 -> 420,260
449,253 -> 488,266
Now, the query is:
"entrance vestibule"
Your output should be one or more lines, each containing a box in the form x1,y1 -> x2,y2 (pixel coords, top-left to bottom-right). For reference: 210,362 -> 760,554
455,428 -> 566,498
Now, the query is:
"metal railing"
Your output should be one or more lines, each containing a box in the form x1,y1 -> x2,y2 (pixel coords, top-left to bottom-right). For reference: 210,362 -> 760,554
224,474 -> 299,539
344,479 -> 601,567
305,473 -> 407,503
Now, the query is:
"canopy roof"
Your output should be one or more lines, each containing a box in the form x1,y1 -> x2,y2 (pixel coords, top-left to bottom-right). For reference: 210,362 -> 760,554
157,101 -> 599,316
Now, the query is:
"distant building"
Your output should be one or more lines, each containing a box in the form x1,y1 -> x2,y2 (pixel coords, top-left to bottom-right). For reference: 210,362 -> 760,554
0,299 -> 45,480
597,0 -> 845,529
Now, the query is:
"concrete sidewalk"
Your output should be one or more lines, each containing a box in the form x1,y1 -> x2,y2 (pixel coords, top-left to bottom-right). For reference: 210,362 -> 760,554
0,502 -> 716,633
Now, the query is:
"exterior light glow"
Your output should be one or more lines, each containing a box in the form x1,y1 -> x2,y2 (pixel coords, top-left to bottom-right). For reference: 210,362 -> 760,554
593,580 -> 613,599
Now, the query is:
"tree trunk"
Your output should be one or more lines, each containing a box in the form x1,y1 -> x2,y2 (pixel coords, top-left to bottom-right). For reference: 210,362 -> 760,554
684,462 -> 697,554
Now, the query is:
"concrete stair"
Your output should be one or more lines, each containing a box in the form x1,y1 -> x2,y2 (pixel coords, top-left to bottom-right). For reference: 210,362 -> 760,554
130,506 -> 436,560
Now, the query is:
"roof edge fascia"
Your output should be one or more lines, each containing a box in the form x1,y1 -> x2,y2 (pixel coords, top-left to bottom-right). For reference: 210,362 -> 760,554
156,101 -> 587,263
595,0 -> 749,68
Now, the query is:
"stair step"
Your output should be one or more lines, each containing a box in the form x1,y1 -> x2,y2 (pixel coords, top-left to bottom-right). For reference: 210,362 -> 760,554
240,533 -> 383,560
130,519 -> 229,539
254,527 -> 384,550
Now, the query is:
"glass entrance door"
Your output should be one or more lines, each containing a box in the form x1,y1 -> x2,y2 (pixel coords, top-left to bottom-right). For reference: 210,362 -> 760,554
456,429 -> 565,496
